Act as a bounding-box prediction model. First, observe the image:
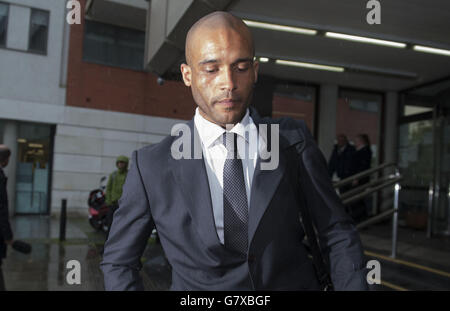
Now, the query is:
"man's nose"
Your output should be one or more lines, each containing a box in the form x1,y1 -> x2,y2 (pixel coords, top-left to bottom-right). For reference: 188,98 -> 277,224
219,67 -> 237,92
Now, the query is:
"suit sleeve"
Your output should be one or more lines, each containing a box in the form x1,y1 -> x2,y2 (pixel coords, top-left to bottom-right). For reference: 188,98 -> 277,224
298,123 -> 368,291
100,150 -> 154,290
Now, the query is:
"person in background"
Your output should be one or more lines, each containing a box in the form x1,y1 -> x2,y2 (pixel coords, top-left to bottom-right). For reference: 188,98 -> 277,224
0,145 -> 13,291
350,134 -> 373,222
328,134 -> 356,194
104,156 -> 129,236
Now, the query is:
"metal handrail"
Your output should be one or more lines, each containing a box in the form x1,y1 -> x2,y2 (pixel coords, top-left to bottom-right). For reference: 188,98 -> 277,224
333,162 -> 396,188
340,174 -> 401,200
335,163 -> 402,258
356,208 -> 396,230
342,176 -> 403,205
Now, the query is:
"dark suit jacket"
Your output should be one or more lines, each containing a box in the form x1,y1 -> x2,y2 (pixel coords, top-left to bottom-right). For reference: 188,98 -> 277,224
351,146 -> 373,185
0,168 -> 13,260
101,108 -> 368,291
328,144 -> 356,180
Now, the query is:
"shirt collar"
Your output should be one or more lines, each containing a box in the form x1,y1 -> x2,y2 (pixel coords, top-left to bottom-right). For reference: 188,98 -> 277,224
194,107 -> 252,148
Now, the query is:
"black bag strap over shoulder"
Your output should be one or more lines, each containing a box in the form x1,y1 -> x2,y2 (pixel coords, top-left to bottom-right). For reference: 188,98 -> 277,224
294,142 -> 334,291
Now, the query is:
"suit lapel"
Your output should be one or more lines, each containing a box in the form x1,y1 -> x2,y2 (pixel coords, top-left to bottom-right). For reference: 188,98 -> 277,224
247,108 -> 287,245
168,119 -> 222,248
168,110 -> 301,251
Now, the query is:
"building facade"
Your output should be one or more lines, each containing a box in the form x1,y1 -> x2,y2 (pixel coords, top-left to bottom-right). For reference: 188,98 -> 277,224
2,0 -> 448,237
0,0 -> 188,216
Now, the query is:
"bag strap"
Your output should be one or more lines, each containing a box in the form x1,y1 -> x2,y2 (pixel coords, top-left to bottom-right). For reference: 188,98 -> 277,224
294,143 -> 334,291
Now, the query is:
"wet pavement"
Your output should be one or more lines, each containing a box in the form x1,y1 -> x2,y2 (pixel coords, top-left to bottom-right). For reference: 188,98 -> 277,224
3,215 -> 105,290
2,215 -> 450,291
359,220 -> 450,291
2,215 -> 163,291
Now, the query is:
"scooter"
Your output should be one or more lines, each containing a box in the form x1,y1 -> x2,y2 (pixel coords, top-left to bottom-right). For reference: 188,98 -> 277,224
88,176 -> 110,232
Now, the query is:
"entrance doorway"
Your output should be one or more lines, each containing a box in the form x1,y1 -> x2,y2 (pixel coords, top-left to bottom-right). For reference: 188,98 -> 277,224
15,123 -> 53,215
398,79 -> 450,236
432,94 -> 450,236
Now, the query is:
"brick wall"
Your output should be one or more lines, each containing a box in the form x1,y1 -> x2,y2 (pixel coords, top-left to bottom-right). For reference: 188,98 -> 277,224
66,0 -> 196,120
272,94 -> 315,133
336,98 -> 379,145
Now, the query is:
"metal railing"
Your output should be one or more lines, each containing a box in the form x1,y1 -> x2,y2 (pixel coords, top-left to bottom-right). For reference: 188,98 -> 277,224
333,162 -> 402,258
427,182 -> 434,238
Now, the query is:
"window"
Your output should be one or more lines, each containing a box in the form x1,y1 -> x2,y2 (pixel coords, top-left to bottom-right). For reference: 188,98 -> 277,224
83,20 -> 145,71
404,105 -> 433,116
28,9 -> 49,54
272,84 -> 317,135
336,89 -> 383,164
0,2 -> 8,47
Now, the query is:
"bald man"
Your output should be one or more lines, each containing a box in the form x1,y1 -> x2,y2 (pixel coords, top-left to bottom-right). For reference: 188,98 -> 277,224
101,12 -> 368,291
0,145 -> 13,291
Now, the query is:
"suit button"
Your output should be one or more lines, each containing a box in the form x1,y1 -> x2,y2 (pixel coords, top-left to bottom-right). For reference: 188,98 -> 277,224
248,254 -> 255,263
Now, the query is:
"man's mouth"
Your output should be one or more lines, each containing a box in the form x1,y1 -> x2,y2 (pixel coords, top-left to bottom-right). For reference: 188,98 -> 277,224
216,98 -> 239,107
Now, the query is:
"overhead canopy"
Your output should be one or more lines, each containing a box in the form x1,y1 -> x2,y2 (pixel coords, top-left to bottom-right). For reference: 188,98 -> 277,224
96,0 -> 450,92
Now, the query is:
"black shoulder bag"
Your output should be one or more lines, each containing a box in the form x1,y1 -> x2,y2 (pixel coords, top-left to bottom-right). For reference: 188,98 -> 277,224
294,143 -> 334,291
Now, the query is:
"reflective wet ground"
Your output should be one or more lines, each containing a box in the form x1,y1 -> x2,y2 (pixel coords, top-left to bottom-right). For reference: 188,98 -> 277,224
359,220 -> 450,290
2,215 -> 450,291
2,215 -> 170,291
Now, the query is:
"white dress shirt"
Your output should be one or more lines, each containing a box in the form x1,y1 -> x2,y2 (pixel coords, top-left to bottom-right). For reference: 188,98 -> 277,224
194,107 -> 266,244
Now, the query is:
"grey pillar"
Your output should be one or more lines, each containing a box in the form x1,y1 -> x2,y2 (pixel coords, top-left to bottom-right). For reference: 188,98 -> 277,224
383,92 -> 399,164
380,91 -> 399,213
318,84 -> 338,159
59,4 -> 71,88
3,121 -> 18,217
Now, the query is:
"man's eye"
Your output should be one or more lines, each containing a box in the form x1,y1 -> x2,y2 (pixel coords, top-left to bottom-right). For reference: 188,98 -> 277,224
205,68 -> 217,73
236,65 -> 250,72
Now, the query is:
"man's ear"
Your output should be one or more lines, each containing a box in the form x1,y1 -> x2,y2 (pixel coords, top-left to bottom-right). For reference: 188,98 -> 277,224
180,63 -> 192,87
253,60 -> 259,84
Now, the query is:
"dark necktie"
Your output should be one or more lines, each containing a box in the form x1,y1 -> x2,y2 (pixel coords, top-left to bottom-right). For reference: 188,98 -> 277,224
222,132 -> 249,254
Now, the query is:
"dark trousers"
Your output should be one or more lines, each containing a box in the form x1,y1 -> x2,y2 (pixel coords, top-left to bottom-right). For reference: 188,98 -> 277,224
348,201 -> 368,223
347,195 -> 372,223
339,184 -> 353,195
105,203 -> 119,241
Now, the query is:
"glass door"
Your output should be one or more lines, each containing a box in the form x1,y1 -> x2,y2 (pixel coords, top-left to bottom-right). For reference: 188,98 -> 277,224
397,90 -> 435,230
398,119 -> 434,230
432,99 -> 450,236
15,123 -> 52,214
399,79 -> 450,236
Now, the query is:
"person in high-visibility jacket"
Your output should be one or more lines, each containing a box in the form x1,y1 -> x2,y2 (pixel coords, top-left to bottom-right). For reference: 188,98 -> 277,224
104,155 -> 129,235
